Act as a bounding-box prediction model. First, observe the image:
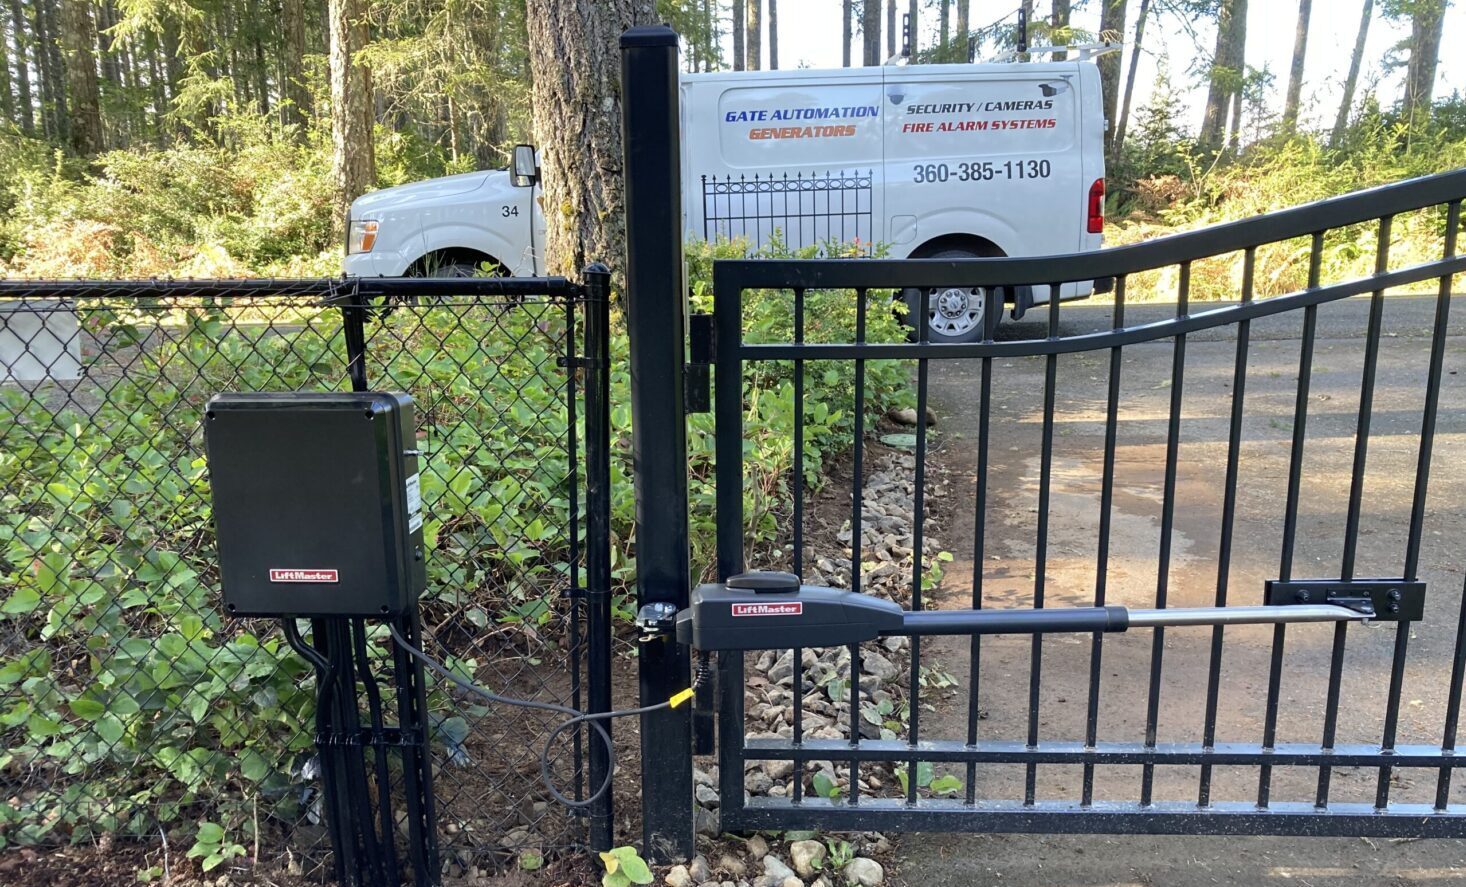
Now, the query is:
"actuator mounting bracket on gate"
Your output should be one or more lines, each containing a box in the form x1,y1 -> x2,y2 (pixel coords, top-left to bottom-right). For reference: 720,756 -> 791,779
1264,579 -> 1425,623
205,391 -> 426,617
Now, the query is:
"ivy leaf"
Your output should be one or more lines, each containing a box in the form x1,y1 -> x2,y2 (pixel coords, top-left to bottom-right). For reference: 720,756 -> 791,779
1,587 -> 41,615
69,698 -> 106,721
929,774 -> 963,795
96,714 -> 126,746
194,822 -> 224,845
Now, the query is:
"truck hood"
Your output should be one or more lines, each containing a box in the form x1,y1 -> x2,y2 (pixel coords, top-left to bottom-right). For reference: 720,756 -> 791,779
350,170 -> 498,216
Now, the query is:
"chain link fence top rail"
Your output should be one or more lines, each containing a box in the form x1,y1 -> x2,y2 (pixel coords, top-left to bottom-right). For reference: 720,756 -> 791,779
0,278 -> 594,877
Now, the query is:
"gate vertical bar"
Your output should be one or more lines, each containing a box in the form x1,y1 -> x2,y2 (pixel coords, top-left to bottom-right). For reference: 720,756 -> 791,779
620,24 -> 695,862
583,263 -> 616,850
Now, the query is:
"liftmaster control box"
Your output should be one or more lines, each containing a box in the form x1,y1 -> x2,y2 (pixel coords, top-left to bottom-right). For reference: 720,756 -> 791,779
204,392 -> 426,617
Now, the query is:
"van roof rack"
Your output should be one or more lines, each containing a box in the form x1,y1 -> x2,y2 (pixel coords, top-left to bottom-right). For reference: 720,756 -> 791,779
994,40 -> 1122,63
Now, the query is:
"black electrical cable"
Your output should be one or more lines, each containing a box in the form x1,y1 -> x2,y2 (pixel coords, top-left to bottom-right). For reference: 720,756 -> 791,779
386,623 -> 694,809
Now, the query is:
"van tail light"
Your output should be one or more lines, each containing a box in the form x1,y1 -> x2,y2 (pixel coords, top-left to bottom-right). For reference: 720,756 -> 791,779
1087,178 -> 1105,234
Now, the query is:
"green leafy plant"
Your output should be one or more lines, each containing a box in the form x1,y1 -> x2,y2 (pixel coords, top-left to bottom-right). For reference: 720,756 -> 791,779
185,821 -> 245,872
598,845 -> 654,887
810,771 -> 842,801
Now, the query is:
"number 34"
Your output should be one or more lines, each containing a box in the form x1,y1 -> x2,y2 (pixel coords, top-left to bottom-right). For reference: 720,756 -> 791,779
501,205 -> 520,217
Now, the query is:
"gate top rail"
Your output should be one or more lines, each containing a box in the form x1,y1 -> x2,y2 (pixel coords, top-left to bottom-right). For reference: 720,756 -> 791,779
712,168 -> 1466,290
0,274 -> 586,302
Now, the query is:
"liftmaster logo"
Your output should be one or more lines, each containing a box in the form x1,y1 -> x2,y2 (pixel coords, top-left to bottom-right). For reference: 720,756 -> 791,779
731,602 -> 803,617
269,569 -> 339,583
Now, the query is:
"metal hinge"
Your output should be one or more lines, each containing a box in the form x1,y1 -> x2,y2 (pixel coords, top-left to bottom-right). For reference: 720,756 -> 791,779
684,313 -> 714,414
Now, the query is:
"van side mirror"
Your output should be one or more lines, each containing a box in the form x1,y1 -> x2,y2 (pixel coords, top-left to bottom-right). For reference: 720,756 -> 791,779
511,144 -> 538,188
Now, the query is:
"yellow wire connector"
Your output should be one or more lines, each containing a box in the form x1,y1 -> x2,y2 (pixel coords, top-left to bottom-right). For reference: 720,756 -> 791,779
669,688 -> 695,709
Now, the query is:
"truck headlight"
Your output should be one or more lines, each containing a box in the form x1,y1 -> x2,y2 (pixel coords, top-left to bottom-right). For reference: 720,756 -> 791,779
347,219 -> 379,254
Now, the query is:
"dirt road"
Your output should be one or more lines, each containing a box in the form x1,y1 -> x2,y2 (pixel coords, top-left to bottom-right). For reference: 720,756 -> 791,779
894,294 -> 1466,886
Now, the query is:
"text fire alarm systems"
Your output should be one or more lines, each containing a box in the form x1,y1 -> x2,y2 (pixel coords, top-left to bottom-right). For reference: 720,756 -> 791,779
204,391 -> 426,617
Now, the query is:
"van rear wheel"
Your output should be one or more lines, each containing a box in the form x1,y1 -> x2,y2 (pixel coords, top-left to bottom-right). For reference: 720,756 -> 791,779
900,247 -> 1000,344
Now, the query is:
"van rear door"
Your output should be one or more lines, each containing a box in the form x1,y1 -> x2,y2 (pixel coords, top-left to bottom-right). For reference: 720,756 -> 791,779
881,64 -> 1084,259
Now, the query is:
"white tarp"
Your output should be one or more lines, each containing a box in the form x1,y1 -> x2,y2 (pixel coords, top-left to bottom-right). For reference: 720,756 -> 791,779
1,300 -> 82,383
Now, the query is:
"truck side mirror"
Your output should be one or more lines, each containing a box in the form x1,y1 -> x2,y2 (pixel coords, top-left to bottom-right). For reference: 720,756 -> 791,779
511,144 -> 538,188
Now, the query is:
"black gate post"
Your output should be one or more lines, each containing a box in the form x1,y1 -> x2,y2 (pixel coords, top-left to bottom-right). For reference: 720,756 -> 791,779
620,25 -> 695,862
582,262 -> 616,851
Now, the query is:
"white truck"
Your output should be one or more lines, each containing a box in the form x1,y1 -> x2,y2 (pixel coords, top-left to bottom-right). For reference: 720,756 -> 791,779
344,55 -> 1108,342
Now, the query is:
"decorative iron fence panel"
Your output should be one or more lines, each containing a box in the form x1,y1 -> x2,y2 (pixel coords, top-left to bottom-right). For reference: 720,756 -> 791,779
702,170 -> 875,254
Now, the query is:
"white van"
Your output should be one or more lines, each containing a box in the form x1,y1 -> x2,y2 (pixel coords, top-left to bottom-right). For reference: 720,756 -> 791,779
344,58 -> 1107,342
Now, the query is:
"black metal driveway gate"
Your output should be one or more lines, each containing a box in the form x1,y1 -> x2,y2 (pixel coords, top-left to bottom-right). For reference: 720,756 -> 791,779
709,170 -> 1466,836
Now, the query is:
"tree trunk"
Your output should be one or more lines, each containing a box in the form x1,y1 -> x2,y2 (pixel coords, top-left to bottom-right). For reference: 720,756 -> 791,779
1113,0 -> 1149,156
1402,0 -> 1446,128
939,0 -> 950,59
525,0 -> 654,276
1330,0 -> 1371,146
1098,0 -> 1127,160
842,0 -> 852,66
0,14 -> 13,124
768,0 -> 777,69
1019,0 -> 1032,55
746,0 -> 760,70
732,0 -> 744,70
1281,0 -> 1310,133
1198,0 -> 1244,151
954,0 -> 968,61
282,0 -> 310,136
1051,0 -> 1071,59
1226,1 -> 1248,150
329,0 -> 375,229
248,0 -> 270,115
59,0 -> 103,154
703,0 -> 714,71
885,0 -> 894,59
8,0 -> 33,132
36,0 -> 69,141
863,0 -> 881,65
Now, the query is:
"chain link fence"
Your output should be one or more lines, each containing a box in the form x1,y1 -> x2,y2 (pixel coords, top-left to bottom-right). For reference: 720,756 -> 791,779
0,277 -> 607,879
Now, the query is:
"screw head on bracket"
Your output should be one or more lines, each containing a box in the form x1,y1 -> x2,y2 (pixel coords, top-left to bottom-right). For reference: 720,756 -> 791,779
1296,591 -> 1311,603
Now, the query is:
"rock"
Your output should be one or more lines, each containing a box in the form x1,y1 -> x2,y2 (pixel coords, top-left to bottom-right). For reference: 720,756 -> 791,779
689,855 -> 713,884
780,878 -> 805,887
667,865 -> 693,887
887,407 -> 920,426
695,783 -> 721,809
860,651 -> 901,683
768,650 -> 796,684
746,834 -> 769,861
788,840 -> 826,878
843,858 -> 885,887
695,804 -> 719,836
693,766 -> 715,787
717,853 -> 748,878
811,879 -> 832,887
745,770 -> 774,794
762,758 -> 795,780
763,855 -> 796,882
